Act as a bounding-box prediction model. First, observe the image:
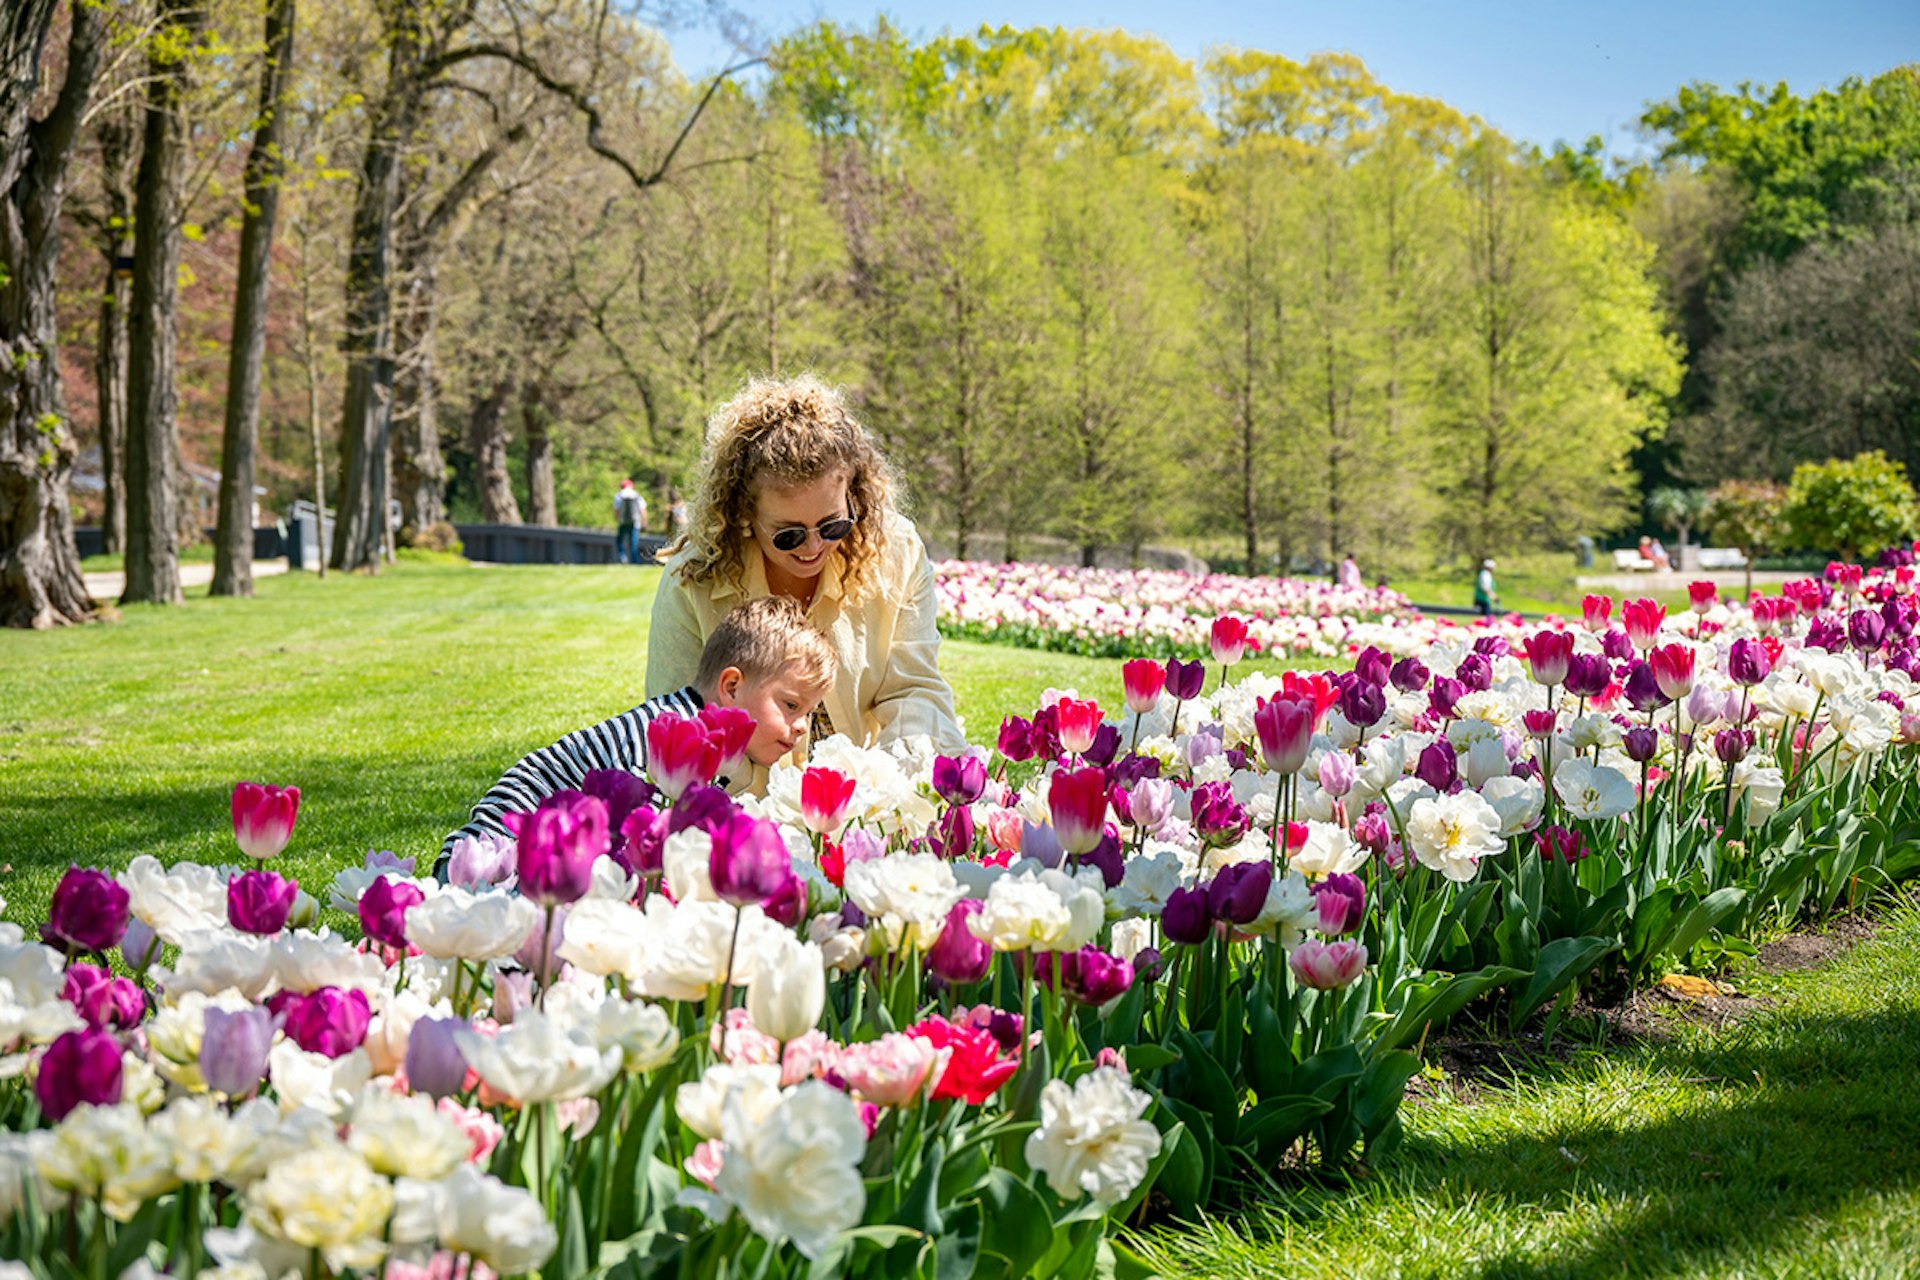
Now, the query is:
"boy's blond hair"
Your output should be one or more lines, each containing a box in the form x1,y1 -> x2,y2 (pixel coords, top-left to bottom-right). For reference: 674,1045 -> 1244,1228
695,596 -> 836,694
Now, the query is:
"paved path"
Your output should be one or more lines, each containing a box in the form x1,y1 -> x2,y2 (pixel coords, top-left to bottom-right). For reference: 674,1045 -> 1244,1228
1572,568 -> 1798,593
85,557 -> 290,600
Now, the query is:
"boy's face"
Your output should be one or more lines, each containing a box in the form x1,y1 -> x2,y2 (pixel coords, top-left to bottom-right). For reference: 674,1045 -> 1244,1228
714,667 -> 826,765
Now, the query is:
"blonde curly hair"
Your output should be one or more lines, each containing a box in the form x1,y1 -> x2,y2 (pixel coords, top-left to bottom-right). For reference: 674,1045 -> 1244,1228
667,374 -> 900,602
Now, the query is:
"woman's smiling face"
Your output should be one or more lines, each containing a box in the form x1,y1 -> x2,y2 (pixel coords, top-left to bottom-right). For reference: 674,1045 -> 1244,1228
752,470 -> 853,586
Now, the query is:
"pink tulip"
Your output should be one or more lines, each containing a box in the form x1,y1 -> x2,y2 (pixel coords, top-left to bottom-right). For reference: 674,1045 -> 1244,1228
1289,938 -> 1368,990
1210,615 -> 1251,666
1053,697 -> 1103,757
697,704 -> 755,780
358,874 -> 425,950
1621,598 -> 1667,651
1650,642 -> 1697,702
1121,659 -> 1166,714
645,712 -> 722,800
1253,694 -> 1314,776
1582,594 -> 1613,632
282,986 -> 372,1059
1522,630 -> 1575,687
1047,767 -> 1109,856
837,1033 -> 944,1108
1689,581 -> 1718,613
232,782 -> 300,860
503,791 -> 608,906
799,767 -> 857,836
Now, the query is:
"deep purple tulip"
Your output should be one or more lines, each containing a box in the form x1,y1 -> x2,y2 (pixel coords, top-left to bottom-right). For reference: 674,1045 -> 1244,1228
228,869 -> 299,936
1713,728 -> 1752,765
1112,753 -> 1161,789
200,1005 -> 277,1096
708,812 -> 793,908
403,1015 -> 470,1100
1429,676 -> 1465,719
1165,658 -> 1207,701
582,770 -> 656,841
1312,873 -> 1367,937
996,716 -> 1036,763
926,899 -> 992,984
1882,597 -> 1913,640
1389,656 -> 1430,693
1600,628 -> 1634,661
44,867 -> 130,955
937,805 -> 977,859
1472,634 -> 1511,659
1083,723 -> 1122,768
1190,781 -> 1251,848
1623,725 -> 1660,763
932,755 -> 989,805
1623,661 -> 1670,713
1456,653 -> 1493,692
60,964 -> 145,1031
504,791 -> 609,907
668,784 -> 738,837
1415,739 -> 1459,792
1353,647 -> 1392,688
1131,947 -> 1165,984
1338,679 -> 1387,729
35,1029 -> 122,1120
283,987 -> 372,1059
1564,653 -> 1612,700
1074,830 -> 1126,889
1027,706 -> 1062,761
1849,609 -> 1888,652
1161,886 -> 1213,944
358,874 -> 425,950
1207,861 -> 1272,926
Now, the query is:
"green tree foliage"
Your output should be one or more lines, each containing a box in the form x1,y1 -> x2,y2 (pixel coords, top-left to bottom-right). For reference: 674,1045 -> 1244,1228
1783,451 -> 1919,561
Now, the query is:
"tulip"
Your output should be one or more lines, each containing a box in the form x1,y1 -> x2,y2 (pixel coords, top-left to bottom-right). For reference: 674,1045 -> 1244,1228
800,767 -> 858,836
985,808 -> 1025,853
1849,609 -> 1888,653
1317,751 -> 1356,798
1160,887 -> 1212,944
1686,684 -> 1728,727
232,781 -> 300,859
1650,643 -> 1696,702
1044,766 -> 1106,856
645,712 -> 722,800
1127,778 -> 1174,831
1210,616 -> 1251,666
1713,728 -> 1752,765
1132,948 -> 1165,984
1353,806 -> 1392,856
1253,695 -> 1315,775
200,1005 -> 277,1097
1121,659 -> 1165,714
446,833 -> 517,890
1390,656 -> 1430,693
1582,594 -> 1613,632
931,755 -> 988,806
505,791 -> 609,907
35,1029 -> 123,1120
747,938 -> 827,1042
1688,581 -> 1717,614
1206,861 -> 1272,926
1312,873 -> 1367,936
1289,938 -> 1368,990
937,805 -> 977,859
44,866 -> 130,955
996,715 -> 1036,763
1533,825 -> 1586,864
1041,946 -> 1134,1006
620,805 -> 669,879
1601,627 -> 1635,661
1353,647 -> 1391,688
1077,831 -> 1125,889
1564,653 -> 1611,700
1455,653 -> 1493,693
228,868 -> 299,936
1164,657 -> 1206,701
1805,616 -> 1846,653
579,771 -> 656,847
1523,708 -> 1557,738
1084,723 -> 1122,768
1623,662 -> 1670,712
118,918 -> 160,974
926,900 -> 992,984
1415,740 -> 1458,792
283,986 -> 372,1059
404,1015 -> 471,1100
1019,819 -> 1064,868
668,784 -> 737,837
697,704 -> 755,780
1338,679 -> 1386,730
1473,634 -> 1510,659
1622,725 -> 1659,763
763,869 -> 808,928
697,813 -> 788,913
1428,676 -> 1465,718
359,874 -> 425,950
1190,780 -> 1250,848
1622,598 -> 1667,650
1523,630 -> 1575,687
1053,697 -> 1103,756
61,964 -> 144,1031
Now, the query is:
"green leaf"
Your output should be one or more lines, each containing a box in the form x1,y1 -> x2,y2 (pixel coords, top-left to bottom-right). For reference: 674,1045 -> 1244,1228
1169,1026 -> 1241,1146
976,1168 -> 1056,1278
1507,934 -> 1618,1029
1238,1094 -> 1332,1161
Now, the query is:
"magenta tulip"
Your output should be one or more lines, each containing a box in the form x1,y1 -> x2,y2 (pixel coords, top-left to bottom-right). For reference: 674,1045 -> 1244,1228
931,755 -> 988,806
1190,780 -> 1250,848
621,806 -> 669,879
1047,767 -> 1109,856
200,1005 -> 277,1096
707,812 -> 793,908
1253,695 -> 1314,775
697,704 -> 756,780
1582,594 -> 1613,633
1121,659 -> 1166,714
35,1029 -> 123,1120
44,867 -> 129,955
283,987 -> 372,1059
228,869 -> 299,936
358,874 -> 425,950
926,899 -> 992,984
504,790 -> 609,907
1621,599 -> 1667,651
1041,946 -> 1134,1006
232,781 -> 300,860
61,964 -> 144,1031
1523,630 -> 1575,687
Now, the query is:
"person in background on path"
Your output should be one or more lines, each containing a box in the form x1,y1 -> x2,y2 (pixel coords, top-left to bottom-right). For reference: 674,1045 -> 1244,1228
614,478 -> 647,564
667,489 -> 690,538
1474,558 -> 1499,617
1338,552 -> 1363,591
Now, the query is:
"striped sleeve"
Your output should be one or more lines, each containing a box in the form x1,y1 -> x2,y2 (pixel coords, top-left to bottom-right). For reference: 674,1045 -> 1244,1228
435,686 -> 705,874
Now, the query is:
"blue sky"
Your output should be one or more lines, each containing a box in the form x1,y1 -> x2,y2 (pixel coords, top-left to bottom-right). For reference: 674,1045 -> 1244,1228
666,0 -> 1920,156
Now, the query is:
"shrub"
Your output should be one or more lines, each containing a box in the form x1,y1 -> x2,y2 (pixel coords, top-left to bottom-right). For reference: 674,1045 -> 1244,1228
1783,451 -> 1919,561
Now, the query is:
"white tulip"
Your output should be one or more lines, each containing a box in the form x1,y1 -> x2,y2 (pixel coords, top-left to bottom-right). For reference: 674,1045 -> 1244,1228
746,936 -> 826,1043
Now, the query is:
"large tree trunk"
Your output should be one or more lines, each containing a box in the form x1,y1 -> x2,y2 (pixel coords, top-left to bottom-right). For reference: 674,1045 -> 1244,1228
331,8 -> 427,571
522,380 -> 556,526
123,0 -> 204,606
469,375 -> 519,523
391,264 -> 444,532
0,0 -> 104,629
94,110 -> 135,556
213,0 -> 296,597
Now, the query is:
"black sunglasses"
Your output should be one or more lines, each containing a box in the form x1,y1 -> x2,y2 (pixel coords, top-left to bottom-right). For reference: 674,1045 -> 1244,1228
770,513 -> 856,553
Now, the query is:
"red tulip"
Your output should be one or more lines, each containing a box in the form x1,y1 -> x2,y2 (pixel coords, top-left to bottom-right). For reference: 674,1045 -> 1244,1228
1650,642 -> 1697,701
1210,615 -> 1251,666
1621,598 -> 1667,651
799,767 -> 857,836
697,704 -> 755,779
1053,697 -> 1103,757
232,782 -> 300,860
1121,659 -> 1166,714
1689,581 -> 1718,613
645,712 -> 722,800
1048,767 -> 1109,856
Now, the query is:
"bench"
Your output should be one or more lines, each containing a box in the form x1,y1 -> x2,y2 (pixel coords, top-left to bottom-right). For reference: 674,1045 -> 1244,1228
1697,548 -> 1748,570
1612,549 -> 1655,571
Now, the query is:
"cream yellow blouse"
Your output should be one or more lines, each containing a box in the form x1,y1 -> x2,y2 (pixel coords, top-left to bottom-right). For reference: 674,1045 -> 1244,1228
645,511 -> 966,767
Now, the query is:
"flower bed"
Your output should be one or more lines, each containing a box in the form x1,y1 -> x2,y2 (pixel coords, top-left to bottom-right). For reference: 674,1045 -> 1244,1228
5,567 -> 1920,1278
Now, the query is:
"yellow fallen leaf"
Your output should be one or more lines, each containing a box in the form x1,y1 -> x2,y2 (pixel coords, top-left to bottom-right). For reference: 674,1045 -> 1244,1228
1659,973 -> 1720,1000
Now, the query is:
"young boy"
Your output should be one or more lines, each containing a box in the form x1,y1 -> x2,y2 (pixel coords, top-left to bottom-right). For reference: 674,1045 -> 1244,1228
438,596 -> 835,870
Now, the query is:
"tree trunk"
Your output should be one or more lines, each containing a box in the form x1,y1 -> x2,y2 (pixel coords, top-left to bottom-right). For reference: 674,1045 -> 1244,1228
94,111 -> 135,556
331,7 -> 426,571
391,265 -> 444,532
123,0 -> 204,606
523,380 -> 555,526
0,0 -> 104,628
213,0 -> 296,597
469,375 -> 519,523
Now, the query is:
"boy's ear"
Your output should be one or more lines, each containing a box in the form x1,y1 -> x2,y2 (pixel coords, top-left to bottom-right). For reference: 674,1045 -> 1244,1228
715,666 -> 745,703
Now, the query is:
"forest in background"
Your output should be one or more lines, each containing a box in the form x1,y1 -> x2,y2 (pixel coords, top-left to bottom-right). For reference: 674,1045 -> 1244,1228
4,1 -> 1918,626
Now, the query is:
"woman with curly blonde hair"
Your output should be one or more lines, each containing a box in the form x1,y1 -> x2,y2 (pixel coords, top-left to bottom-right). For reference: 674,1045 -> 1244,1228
647,375 -> 963,768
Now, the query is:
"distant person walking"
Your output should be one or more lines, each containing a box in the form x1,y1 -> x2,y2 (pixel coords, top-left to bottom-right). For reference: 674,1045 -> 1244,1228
1337,552 -> 1363,591
614,479 -> 647,565
1474,558 -> 1499,618
667,490 -> 690,538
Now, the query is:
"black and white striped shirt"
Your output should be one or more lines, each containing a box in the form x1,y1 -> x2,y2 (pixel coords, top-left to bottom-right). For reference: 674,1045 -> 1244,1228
438,685 -> 705,870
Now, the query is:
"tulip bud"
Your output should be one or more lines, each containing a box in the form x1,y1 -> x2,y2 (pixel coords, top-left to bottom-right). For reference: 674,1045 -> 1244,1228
645,713 -> 722,800
1164,658 -> 1207,702
228,869 -> 299,936
1312,874 -> 1366,937
404,1015 -> 470,1100
200,1005 -> 277,1097
697,704 -> 755,781
1455,653 -> 1492,693
1254,695 -> 1315,775
1127,778 -> 1174,832
1353,647 -> 1391,688
1053,698 -> 1103,757
1389,656 -> 1430,693
1727,638 -> 1772,687
1582,594 -> 1613,633
44,867 -> 130,955
1121,659 -> 1166,714
1190,780 -> 1250,848
1689,581 -> 1718,614
1206,861 -> 1272,926
34,1029 -> 123,1120
1622,599 -> 1667,651
1415,740 -> 1458,792
1523,630 -> 1575,687
118,917 -> 160,974
231,781 -> 300,860
1564,653 -> 1611,700
800,767 -> 858,836
1713,728 -> 1751,765
926,900 -> 992,984
1316,751 -> 1356,799
358,874 -> 425,951
1650,643 -> 1696,701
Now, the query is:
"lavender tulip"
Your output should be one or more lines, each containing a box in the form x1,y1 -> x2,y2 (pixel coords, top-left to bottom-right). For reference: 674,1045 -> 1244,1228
404,1015 -> 471,1100
200,1005 -> 277,1096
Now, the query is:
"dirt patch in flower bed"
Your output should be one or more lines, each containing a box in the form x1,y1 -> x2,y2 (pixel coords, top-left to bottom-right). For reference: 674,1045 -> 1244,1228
1757,909 -> 1886,972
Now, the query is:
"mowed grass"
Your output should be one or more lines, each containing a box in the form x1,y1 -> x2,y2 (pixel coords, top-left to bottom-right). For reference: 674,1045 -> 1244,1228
1131,900 -> 1920,1280
0,560 -> 1164,923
